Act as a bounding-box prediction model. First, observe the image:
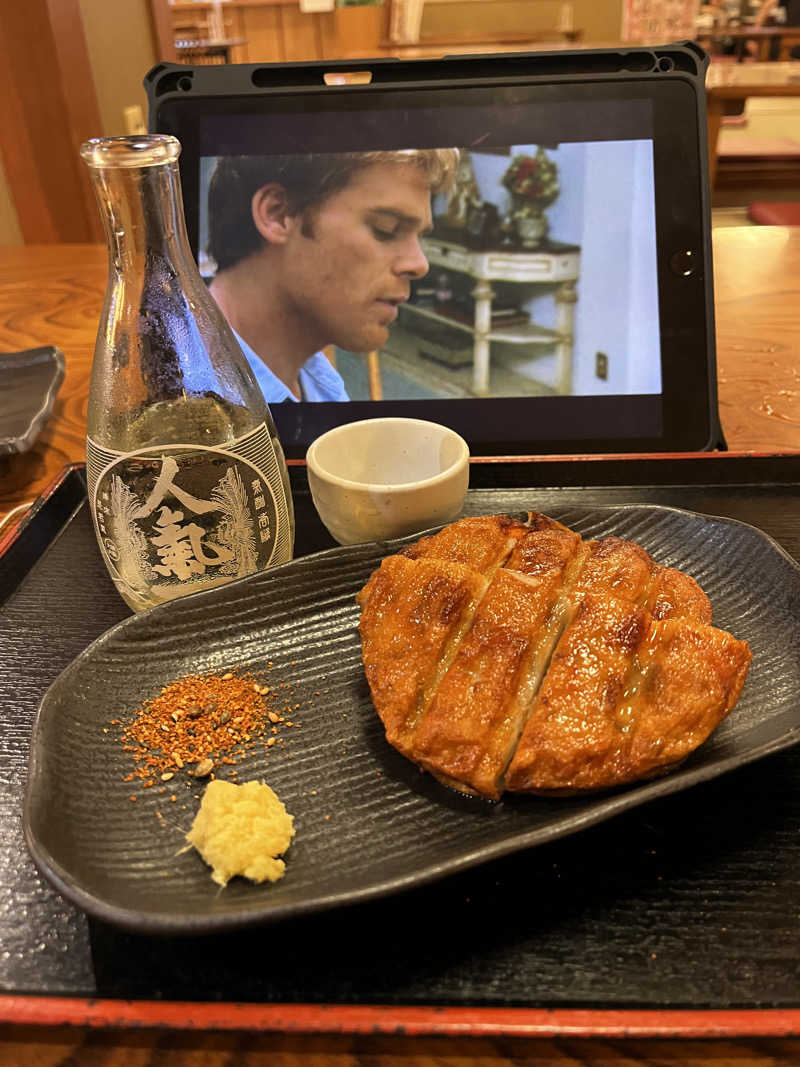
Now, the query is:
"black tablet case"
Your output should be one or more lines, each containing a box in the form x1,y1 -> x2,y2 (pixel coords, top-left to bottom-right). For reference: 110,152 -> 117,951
144,43 -> 725,453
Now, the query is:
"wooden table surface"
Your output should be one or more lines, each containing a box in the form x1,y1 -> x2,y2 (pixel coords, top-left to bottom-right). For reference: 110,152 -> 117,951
1,232 -> 800,1063
2,1029 -> 800,1066
2,231 -> 800,530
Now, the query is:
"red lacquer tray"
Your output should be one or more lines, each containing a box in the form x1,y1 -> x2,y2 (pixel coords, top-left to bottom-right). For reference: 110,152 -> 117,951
2,453 -> 800,1037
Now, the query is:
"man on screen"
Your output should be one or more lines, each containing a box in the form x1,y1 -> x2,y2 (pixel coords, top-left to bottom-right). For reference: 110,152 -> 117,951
206,149 -> 458,403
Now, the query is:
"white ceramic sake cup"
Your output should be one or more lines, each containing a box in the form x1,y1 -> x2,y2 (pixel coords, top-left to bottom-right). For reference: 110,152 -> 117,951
306,417 -> 470,546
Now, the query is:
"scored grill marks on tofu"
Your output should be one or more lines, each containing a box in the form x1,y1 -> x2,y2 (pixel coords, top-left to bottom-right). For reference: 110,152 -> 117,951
506,607 -> 752,792
645,566 -> 713,624
506,594 -> 651,792
412,525 -> 582,799
355,556 -> 488,757
357,512 -> 752,798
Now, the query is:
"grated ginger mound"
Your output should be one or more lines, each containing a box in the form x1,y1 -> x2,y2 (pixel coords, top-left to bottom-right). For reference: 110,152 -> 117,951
186,779 -> 294,887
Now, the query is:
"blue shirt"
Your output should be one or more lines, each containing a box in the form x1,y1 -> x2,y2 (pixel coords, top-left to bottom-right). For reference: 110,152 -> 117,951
233,329 -> 349,403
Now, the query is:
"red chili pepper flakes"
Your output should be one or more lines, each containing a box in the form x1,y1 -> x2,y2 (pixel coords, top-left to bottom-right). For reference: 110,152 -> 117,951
121,670 -> 286,784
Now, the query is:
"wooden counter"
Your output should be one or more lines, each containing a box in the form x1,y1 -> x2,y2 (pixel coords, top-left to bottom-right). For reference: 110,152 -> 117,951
2,226 -> 800,534
2,231 -> 800,1061
2,1026 -> 800,1064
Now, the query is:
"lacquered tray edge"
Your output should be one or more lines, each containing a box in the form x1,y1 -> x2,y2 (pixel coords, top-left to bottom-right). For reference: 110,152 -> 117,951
6,450 -> 800,558
9,459 -> 800,1031
2,996 -> 800,1037
0,465 -> 86,603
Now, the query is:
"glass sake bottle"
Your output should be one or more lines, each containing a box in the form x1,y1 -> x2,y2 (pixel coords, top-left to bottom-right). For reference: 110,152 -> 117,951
80,134 -> 294,612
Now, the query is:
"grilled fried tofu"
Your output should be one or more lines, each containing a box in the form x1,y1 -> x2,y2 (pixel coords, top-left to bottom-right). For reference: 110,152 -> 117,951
413,525 -> 582,799
623,616 -> 750,775
645,566 -> 712,624
505,593 -> 648,792
506,605 -> 751,792
357,513 -> 751,798
401,513 -> 536,576
356,555 -> 487,757
571,536 -> 656,603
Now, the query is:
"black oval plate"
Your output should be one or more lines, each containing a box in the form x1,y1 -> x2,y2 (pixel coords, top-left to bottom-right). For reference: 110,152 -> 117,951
24,504 -> 800,935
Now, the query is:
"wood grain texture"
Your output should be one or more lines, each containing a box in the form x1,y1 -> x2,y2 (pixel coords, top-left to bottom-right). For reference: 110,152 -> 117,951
240,3 -> 286,63
713,227 -> 800,453
0,244 -> 105,520
4,1028 -> 800,1065
147,0 -> 177,61
279,1 -> 323,64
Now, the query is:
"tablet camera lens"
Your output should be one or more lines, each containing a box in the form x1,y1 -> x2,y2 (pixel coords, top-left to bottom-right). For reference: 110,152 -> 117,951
670,250 -> 695,277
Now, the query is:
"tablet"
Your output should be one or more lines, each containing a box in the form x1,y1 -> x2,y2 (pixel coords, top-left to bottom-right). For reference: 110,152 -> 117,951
146,44 -> 723,459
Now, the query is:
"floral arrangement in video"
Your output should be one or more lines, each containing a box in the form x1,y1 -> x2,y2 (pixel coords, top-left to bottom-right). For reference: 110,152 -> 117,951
501,147 -> 560,216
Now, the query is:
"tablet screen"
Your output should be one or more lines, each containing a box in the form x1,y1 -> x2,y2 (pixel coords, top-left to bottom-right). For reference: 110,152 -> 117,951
155,63 -> 716,456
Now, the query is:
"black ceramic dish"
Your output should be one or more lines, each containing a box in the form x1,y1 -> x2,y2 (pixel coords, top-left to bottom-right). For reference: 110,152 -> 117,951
0,346 -> 65,455
24,503 -> 800,935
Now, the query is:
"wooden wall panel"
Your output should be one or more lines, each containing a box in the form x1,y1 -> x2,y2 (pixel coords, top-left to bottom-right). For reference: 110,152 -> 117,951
0,44 -> 57,243
570,0 -> 623,42
169,1 -> 389,65
0,0 -> 104,243
227,8 -> 250,64
0,156 -> 22,247
147,0 -> 177,60
420,0 -> 562,40
319,5 -> 388,60
279,4 -> 323,61
414,0 -> 622,46
240,6 -> 287,62
167,0 -> 625,70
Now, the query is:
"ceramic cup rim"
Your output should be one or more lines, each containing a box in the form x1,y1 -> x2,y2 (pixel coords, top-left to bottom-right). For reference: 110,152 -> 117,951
305,417 -> 470,494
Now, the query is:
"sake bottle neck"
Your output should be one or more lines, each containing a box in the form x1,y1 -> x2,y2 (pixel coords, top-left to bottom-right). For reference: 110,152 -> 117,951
90,158 -> 195,270
81,136 -> 196,274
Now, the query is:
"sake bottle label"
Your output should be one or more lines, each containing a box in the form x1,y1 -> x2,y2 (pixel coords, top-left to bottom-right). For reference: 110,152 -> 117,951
86,423 -> 292,609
